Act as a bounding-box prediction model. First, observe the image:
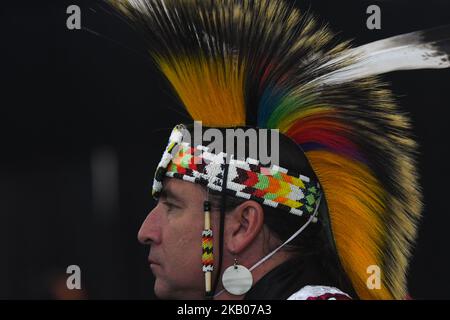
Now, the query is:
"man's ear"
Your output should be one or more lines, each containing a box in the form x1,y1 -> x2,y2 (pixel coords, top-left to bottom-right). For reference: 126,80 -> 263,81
226,200 -> 265,254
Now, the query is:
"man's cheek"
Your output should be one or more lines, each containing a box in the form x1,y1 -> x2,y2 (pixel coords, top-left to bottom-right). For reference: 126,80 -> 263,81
175,233 -> 196,249
176,231 -> 202,257
172,217 -> 203,243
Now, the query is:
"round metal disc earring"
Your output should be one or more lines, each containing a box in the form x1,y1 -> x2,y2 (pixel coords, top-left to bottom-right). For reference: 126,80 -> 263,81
221,258 -> 253,295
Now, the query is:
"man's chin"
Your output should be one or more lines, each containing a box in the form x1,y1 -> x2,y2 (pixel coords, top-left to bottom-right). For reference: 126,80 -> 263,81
153,279 -> 172,299
153,279 -> 185,299
153,279 -> 204,300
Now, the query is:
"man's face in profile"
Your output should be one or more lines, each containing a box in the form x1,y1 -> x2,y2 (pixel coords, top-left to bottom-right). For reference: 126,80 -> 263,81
138,178 -> 210,299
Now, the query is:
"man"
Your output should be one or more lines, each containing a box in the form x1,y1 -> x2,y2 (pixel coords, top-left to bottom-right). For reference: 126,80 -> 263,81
109,0 -> 450,299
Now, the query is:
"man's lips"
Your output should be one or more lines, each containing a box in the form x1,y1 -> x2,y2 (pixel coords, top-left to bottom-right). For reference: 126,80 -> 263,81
149,259 -> 161,273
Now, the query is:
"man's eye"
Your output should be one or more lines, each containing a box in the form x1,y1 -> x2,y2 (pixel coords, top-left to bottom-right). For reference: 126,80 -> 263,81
163,201 -> 178,211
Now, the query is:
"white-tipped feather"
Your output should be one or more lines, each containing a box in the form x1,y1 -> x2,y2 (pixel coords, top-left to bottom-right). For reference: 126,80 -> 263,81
322,25 -> 450,85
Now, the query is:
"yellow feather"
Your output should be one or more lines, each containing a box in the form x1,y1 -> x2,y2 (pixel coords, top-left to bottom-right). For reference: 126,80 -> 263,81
307,150 -> 395,299
157,56 -> 246,127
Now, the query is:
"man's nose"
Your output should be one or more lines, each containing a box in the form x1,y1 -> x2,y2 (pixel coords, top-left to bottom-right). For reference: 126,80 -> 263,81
137,206 -> 161,245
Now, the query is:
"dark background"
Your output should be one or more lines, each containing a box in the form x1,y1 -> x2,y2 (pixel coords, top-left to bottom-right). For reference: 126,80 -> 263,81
1,0 -> 449,299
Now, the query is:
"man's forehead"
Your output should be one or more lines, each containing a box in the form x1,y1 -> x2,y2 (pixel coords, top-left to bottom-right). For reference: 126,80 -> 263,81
162,177 -> 204,198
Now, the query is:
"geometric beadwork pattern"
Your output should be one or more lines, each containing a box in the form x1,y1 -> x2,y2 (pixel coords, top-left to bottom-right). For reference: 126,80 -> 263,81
152,125 -> 322,220
201,229 -> 214,272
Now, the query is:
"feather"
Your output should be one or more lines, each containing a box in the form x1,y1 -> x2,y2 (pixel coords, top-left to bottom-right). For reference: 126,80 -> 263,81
322,24 -> 450,84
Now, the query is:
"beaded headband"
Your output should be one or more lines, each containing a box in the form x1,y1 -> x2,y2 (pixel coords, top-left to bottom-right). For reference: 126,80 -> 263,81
152,125 -> 322,221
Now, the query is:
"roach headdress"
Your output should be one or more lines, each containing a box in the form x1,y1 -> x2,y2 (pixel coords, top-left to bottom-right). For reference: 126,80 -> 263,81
108,0 -> 450,299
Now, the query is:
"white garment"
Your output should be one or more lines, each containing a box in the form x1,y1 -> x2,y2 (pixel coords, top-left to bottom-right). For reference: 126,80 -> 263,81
287,285 -> 351,300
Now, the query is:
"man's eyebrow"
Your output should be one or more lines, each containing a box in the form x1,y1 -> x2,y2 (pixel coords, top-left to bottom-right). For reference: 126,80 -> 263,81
159,188 -> 184,203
